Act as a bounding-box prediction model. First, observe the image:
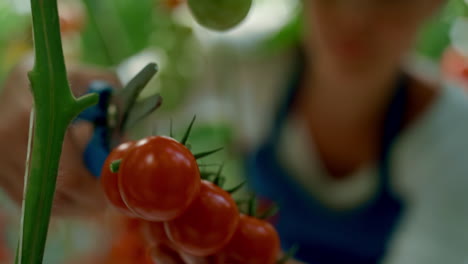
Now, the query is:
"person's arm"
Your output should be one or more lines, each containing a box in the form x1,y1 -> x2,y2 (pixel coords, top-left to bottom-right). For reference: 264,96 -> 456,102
382,108 -> 468,264
383,172 -> 468,263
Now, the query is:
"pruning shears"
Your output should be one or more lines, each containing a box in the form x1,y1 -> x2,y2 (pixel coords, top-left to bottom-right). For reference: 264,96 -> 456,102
76,62 -> 162,177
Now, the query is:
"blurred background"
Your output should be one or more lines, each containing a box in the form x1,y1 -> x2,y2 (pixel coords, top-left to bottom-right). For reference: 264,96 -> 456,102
0,0 -> 467,263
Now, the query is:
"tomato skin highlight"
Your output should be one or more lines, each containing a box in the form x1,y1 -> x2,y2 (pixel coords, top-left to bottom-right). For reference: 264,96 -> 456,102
119,136 -> 201,221
225,214 -> 280,264
165,180 -> 240,257
100,141 -> 136,216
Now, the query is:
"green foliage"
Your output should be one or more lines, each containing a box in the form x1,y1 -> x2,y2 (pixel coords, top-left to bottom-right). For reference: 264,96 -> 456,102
416,0 -> 468,60
80,0 -> 154,65
416,14 -> 451,60
261,8 -> 303,53
0,3 -> 29,83
443,0 -> 468,19
80,0 -> 199,110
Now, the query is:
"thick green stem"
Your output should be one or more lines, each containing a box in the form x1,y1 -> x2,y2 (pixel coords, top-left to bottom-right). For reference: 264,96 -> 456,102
16,0 -> 98,263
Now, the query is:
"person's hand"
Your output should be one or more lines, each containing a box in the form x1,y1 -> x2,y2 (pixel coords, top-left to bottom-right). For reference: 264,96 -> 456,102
0,56 -> 121,217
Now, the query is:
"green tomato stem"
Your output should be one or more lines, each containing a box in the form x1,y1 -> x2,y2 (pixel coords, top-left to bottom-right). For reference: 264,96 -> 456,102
248,194 -> 258,217
277,244 -> 300,264
110,159 -> 122,173
193,147 -> 224,160
225,181 -> 246,194
16,0 -> 98,263
181,115 -> 197,145
258,204 -> 279,220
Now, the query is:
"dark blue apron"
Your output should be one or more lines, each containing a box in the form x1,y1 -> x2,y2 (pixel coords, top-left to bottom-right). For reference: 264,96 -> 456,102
245,64 -> 408,263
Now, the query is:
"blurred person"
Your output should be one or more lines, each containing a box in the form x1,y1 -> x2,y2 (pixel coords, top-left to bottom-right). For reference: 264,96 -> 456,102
146,0 -> 468,263
2,0 -> 468,264
239,0 -> 468,263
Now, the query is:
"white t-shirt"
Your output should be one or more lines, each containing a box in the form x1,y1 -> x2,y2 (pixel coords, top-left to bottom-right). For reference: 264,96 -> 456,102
276,83 -> 468,264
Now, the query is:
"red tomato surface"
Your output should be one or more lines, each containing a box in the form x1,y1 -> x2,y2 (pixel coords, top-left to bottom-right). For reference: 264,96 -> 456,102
101,141 -> 136,216
119,136 -> 201,221
143,221 -> 171,246
104,226 -> 151,264
165,180 -> 239,257
225,214 -> 280,264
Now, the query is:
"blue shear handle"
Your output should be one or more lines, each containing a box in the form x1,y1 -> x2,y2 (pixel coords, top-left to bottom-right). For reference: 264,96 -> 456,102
83,127 -> 110,178
76,81 -> 113,178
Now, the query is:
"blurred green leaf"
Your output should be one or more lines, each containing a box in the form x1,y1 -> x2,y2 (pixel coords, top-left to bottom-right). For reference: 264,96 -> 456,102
261,9 -> 303,53
416,0 -> 468,60
0,2 -> 29,82
80,0 -> 199,110
416,15 -> 451,60
81,0 -> 154,66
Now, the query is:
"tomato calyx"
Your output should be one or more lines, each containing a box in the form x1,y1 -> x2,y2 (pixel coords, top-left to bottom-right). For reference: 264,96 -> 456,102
200,163 -> 246,194
110,159 -> 122,173
225,181 -> 246,194
180,115 -> 196,145
169,118 -> 174,138
193,147 -> 224,159
258,203 -> 279,220
277,244 -> 300,264
108,115 -> 224,175
236,195 -> 279,220
212,162 -> 225,187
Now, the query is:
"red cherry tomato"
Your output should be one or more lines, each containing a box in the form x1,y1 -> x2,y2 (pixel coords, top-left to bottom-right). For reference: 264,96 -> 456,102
100,141 -> 136,216
141,247 -> 156,264
165,180 -> 239,257
105,227 -> 147,263
103,217 -> 155,264
143,221 -> 171,246
119,136 -> 201,221
225,214 -> 280,264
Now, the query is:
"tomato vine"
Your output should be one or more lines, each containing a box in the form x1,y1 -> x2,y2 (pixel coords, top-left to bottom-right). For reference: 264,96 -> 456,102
15,0 -> 98,263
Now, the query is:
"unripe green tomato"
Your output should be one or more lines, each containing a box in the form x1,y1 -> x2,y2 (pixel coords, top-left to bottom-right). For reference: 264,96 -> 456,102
188,0 -> 252,31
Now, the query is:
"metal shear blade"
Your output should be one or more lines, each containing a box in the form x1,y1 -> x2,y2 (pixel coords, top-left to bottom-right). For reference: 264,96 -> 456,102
109,62 -> 162,147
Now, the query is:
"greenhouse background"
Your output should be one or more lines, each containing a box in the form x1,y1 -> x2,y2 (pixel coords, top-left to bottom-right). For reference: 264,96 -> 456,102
1,0 -> 468,263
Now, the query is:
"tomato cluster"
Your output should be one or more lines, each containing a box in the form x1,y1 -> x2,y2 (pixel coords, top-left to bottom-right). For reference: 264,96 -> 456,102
100,132 -> 281,263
